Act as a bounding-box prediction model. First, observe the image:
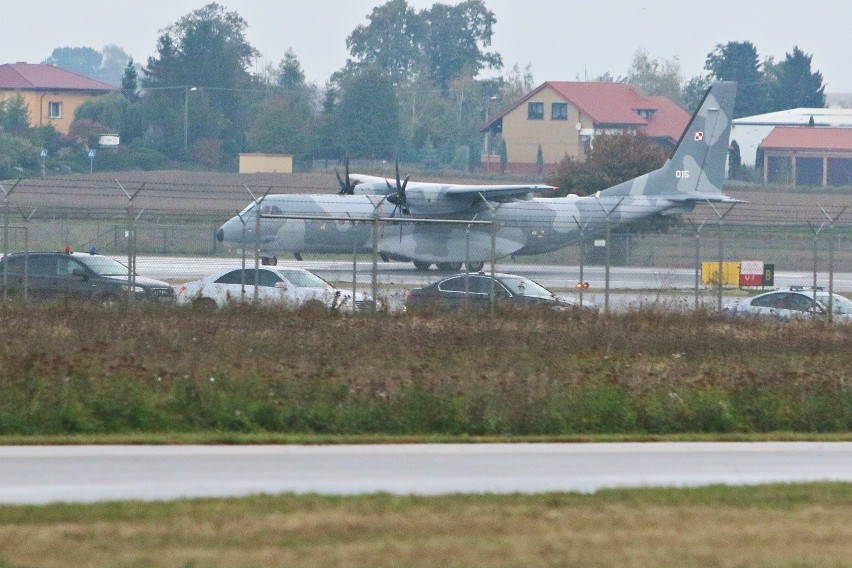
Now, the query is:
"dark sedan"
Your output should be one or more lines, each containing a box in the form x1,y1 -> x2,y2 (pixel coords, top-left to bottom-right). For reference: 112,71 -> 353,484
405,271 -> 586,310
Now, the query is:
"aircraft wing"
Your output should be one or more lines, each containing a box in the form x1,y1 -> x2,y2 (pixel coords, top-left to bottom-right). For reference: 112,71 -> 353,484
443,183 -> 556,202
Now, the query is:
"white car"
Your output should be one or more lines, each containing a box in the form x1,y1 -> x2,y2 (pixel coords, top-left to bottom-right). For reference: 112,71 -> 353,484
175,266 -> 371,311
724,288 -> 852,322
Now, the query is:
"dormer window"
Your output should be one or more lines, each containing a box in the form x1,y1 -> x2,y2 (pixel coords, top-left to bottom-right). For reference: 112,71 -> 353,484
636,108 -> 656,120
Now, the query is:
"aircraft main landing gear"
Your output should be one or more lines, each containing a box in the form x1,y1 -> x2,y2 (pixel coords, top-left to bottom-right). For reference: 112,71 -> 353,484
413,261 -> 432,271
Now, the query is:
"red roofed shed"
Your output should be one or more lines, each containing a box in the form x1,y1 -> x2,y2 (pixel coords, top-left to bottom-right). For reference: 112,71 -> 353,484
758,126 -> 852,187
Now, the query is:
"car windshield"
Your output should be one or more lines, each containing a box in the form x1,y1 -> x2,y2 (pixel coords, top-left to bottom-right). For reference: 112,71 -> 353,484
279,270 -> 332,289
498,276 -> 553,298
817,293 -> 852,315
78,255 -> 130,277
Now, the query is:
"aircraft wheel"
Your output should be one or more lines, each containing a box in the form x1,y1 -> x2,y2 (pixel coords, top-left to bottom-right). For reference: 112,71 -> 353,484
261,256 -> 278,266
436,262 -> 462,272
465,261 -> 485,272
413,261 -> 432,271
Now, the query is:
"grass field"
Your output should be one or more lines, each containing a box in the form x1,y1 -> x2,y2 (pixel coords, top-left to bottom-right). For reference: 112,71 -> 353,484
1,302 -> 851,436
1,484 -> 851,567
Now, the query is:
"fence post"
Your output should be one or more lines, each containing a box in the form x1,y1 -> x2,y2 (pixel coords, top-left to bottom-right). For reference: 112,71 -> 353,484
1,180 -> 21,303
818,204 -> 848,323
116,180 -> 146,306
253,189 -> 273,305
594,196 -> 624,316
688,219 -> 707,310
705,201 -> 736,312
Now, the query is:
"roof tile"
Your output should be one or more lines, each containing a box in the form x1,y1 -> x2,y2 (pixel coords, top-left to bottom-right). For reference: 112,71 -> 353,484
0,63 -> 116,91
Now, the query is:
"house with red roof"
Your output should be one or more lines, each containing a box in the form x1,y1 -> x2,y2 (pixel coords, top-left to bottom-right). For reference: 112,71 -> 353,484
758,126 -> 852,187
0,62 -> 116,135
480,81 -> 690,175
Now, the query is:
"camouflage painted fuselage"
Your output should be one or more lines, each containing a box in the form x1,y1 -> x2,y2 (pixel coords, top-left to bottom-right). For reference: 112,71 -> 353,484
217,82 -> 738,266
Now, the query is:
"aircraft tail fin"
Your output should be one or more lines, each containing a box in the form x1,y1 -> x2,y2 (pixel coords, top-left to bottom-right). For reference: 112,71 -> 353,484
601,81 -> 738,202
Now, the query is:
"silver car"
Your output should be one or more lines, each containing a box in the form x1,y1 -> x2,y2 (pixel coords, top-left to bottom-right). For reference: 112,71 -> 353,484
724,288 -> 852,322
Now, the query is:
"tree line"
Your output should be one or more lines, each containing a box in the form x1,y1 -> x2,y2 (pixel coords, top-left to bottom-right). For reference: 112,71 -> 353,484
0,1 -> 828,179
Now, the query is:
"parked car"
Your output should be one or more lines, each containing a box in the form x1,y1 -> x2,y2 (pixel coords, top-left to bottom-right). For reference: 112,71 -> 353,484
724,287 -> 852,322
0,250 -> 174,303
175,266 -> 371,311
405,271 -> 591,311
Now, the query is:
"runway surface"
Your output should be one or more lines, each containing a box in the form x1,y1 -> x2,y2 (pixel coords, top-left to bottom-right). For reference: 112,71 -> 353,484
2,442 -> 851,504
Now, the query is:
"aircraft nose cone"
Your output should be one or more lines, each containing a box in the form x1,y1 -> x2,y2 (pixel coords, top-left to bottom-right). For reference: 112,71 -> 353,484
216,228 -> 224,243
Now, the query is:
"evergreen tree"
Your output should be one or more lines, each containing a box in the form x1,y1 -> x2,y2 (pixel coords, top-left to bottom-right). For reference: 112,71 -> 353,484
121,58 -> 139,101
276,48 -> 306,90
0,94 -> 31,135
767,46 -> 825,109
705,41 -> 768,117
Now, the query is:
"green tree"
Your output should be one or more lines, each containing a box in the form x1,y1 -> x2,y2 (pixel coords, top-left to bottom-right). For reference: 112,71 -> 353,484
0,94 -> 31,135
247,93 -> 315,162
496,63 -> 534,112
142,2 -> 259,156
705,41 -> 767,117
276,48 -> 306,90
121,58 -> 140,101
314,82 -> 342,160
346,0 -> 422,85
680,76 -> 710,113
74,92 -> 146,144
345,0 -> 501,91
97,45 -> 132,85
625,49 -> 682,106
548,133 -> 668,197
43,47 -> 102,78
337,67 -> 401,159
536,144 -> 544,176
419,1 -> 502,91
766,46 -> 825,109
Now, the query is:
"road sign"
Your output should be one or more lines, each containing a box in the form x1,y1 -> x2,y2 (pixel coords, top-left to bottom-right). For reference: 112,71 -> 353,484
40,148 -> 47,158
88,149 -> 96,158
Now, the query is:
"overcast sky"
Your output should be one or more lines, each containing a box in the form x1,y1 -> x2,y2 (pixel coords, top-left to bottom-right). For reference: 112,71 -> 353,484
6,0 -> 852,93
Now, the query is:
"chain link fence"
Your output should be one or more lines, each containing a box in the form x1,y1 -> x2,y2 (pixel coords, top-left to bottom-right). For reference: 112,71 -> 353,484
2,176 -> 851,314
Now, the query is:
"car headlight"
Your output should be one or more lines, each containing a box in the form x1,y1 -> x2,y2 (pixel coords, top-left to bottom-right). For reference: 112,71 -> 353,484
119,284 -> 146,293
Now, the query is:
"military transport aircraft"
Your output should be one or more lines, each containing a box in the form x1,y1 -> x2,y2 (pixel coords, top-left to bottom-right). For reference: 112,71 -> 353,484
216,82 -> 738,271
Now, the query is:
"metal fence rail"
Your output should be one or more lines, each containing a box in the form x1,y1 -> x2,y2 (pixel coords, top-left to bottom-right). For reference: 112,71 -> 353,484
2,179 -> 851,315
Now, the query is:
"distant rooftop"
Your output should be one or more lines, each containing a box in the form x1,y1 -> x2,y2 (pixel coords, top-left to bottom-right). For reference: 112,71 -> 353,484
734,108 -> 852,127
759,126 -> 852,152
0,62 -> 115,92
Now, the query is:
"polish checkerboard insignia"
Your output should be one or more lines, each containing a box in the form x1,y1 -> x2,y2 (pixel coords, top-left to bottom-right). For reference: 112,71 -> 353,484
694,131 -> 704,141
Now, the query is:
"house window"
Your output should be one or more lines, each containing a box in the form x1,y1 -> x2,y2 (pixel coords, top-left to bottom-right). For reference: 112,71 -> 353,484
551,102 -> 568,120
636,108 -> 656,119
527,102 -> 544,120
48,102 -> 62,119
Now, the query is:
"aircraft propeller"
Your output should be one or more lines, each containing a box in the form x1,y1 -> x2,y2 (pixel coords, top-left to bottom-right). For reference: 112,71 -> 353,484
385,159 -> 410,215
335,157 -> 357,195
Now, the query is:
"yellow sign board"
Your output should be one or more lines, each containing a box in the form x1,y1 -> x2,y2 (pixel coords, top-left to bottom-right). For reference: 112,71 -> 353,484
701,261 -> 741,286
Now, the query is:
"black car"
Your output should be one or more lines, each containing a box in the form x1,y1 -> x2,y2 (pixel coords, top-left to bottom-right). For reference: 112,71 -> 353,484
0,250 -> 174,303
405,271 -> 586,310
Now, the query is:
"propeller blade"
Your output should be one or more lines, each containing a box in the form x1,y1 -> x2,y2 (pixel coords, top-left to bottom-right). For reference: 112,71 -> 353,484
336,156 -> 354,195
